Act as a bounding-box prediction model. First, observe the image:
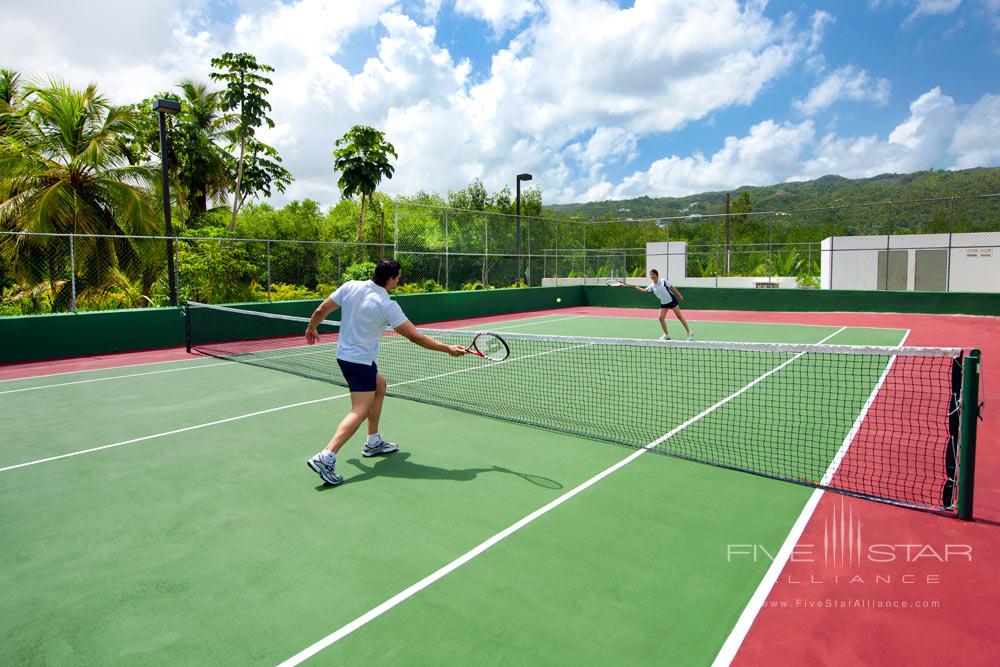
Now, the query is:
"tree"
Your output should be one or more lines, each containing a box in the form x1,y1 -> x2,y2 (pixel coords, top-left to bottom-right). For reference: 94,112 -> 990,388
0,69 -> 21,137
226,135 -> 292,224
210,52 -> 282,231
174,80 -> 233,220
333,125 -> 397,242
0,80 -> 159,309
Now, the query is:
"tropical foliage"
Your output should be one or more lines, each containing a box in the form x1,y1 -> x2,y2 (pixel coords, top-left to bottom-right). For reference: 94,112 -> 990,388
333,125 -> 397,241
210,52 -> 292,230
0,78 -> 160,311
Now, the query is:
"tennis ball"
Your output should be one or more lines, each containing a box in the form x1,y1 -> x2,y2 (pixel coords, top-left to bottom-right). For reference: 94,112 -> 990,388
556,297 -> 562,303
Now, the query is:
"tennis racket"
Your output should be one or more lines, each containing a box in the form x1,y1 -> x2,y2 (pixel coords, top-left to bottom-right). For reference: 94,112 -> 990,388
604,278 -> 626,287
465,332 -> 510,361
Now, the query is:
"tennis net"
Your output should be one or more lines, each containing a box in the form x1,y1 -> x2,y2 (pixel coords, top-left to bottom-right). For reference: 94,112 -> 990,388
185,301 -> 973,512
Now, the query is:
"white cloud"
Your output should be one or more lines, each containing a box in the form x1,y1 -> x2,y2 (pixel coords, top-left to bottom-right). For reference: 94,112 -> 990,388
454,0 -> 539,33
870,0 -> 964,26
794,66 -> 891,115
4,1 -> 996,208
0,0 -> 215,101
808,10 -> 835,53
613,119 -> 816,198
596,87 -> 1000,200
0,0 -> 806,204
950,93 -> 1000,168
906,0 -> 963,23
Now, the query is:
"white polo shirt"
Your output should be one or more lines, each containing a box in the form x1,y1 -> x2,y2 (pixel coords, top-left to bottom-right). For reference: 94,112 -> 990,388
645,278 -> 676,304
329,280 -> 408,365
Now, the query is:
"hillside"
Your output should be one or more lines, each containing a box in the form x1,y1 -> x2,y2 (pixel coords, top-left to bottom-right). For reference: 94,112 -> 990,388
543,167 -> 1000,220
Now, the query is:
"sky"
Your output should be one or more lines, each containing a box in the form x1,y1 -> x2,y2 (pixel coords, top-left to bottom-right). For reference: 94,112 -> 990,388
2,0 -> 1000,205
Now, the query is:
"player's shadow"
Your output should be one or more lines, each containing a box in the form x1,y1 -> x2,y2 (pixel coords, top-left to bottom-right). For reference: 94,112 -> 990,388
314,452 -> 562,490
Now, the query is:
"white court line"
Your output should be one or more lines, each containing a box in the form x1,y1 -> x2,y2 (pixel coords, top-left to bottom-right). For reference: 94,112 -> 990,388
0,361 -> 230,396
0,356 -> 216,385
0,314 -> 572,387
710,328 -> 909,667
0,340 -> 588,474
455,315 -> 584,331
0,315 -> 577,394
573,313 -> 906,331
276,326 -> 848,667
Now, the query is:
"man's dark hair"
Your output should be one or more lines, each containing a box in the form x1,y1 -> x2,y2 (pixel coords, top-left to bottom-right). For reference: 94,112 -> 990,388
373,259 -> 402,286
649,269 -> 659,276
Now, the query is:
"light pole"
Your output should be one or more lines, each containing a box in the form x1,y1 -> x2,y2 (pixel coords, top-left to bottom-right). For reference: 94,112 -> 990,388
516,172 -> 532,285
153,98 -> 181,306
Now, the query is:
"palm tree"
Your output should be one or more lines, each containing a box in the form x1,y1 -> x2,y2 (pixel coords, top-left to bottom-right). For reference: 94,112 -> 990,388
174,79 -> 232,221
0,80 -> 160,310
0,69 -> 21,137
333,125 -> 397,242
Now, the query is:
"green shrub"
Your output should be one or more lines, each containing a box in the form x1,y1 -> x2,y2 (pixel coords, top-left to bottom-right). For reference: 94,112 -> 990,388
253,282 -> 322,301
394,279 -> 445,294
177,239 -> 260,304
394,282 -> 424,294
341,262 -> 376,283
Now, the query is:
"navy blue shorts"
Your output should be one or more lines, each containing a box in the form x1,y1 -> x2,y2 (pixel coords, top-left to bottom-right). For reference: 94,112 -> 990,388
660,300 -> 678,310
337,358 -> 378,392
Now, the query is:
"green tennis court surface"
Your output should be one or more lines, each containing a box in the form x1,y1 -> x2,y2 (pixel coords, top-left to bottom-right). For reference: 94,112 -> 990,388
1,315 -> 909,664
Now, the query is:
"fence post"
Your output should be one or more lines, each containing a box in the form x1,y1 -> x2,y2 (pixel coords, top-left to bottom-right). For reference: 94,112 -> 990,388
583,224 -> 588,285
884,202 -> 892,291
555,220 -> 560,286
768,214 -> 774,283
525,215 -> 531,286
393,202 -> 398,260
946,197 -> 954,292
829,210 -> 836,289
69,234 -> 77,312
444,209 -> 450,291
266,240 -> 272,302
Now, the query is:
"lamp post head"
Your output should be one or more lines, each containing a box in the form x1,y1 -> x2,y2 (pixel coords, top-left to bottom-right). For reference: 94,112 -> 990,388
516,173 -> 533,182
152,99 -> 181,115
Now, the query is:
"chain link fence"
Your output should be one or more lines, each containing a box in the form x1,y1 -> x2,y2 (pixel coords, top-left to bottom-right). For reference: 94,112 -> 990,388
2,194 -> 997,315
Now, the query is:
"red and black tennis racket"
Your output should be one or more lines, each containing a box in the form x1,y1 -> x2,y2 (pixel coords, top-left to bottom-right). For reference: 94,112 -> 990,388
604,278 -> 627,287
464,332 -> 510,361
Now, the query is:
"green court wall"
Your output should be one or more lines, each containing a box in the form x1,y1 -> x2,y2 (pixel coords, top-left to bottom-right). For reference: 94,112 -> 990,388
2,285 -> 997,364
0,287 -> 583,364
582,285 -> 1000,316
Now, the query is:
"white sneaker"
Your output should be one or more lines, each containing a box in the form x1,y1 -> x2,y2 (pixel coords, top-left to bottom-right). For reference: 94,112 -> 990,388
687,332 -> 694,341
660,334 -> 671,341
363,435 -> 399,458
307,452 -> 343,485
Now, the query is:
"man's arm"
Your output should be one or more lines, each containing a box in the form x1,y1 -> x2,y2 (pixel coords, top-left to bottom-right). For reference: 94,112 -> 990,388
394,321 -> 467,357
631,283 -> 648,292
304,298 -> 339,344
670,285 -> 684,302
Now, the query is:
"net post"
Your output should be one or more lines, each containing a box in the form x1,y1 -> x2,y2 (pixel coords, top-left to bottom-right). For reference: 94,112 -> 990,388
183,302 -> 192,354
957,348 -> 981,520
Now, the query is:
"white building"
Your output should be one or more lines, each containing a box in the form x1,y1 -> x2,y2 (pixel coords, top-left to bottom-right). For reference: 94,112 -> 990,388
820,232 -> 1000,291
645,241 -> 797,288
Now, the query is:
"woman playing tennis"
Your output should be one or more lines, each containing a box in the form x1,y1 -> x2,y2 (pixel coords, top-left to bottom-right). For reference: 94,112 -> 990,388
627,269 -> 694,340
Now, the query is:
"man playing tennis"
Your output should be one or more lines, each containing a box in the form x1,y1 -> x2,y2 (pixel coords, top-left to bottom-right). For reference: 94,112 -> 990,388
303,259 -> 466,486
628,269 -> 694,340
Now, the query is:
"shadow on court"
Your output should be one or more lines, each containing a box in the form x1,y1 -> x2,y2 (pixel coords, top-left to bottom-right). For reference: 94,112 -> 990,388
313,452 -> 563,490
